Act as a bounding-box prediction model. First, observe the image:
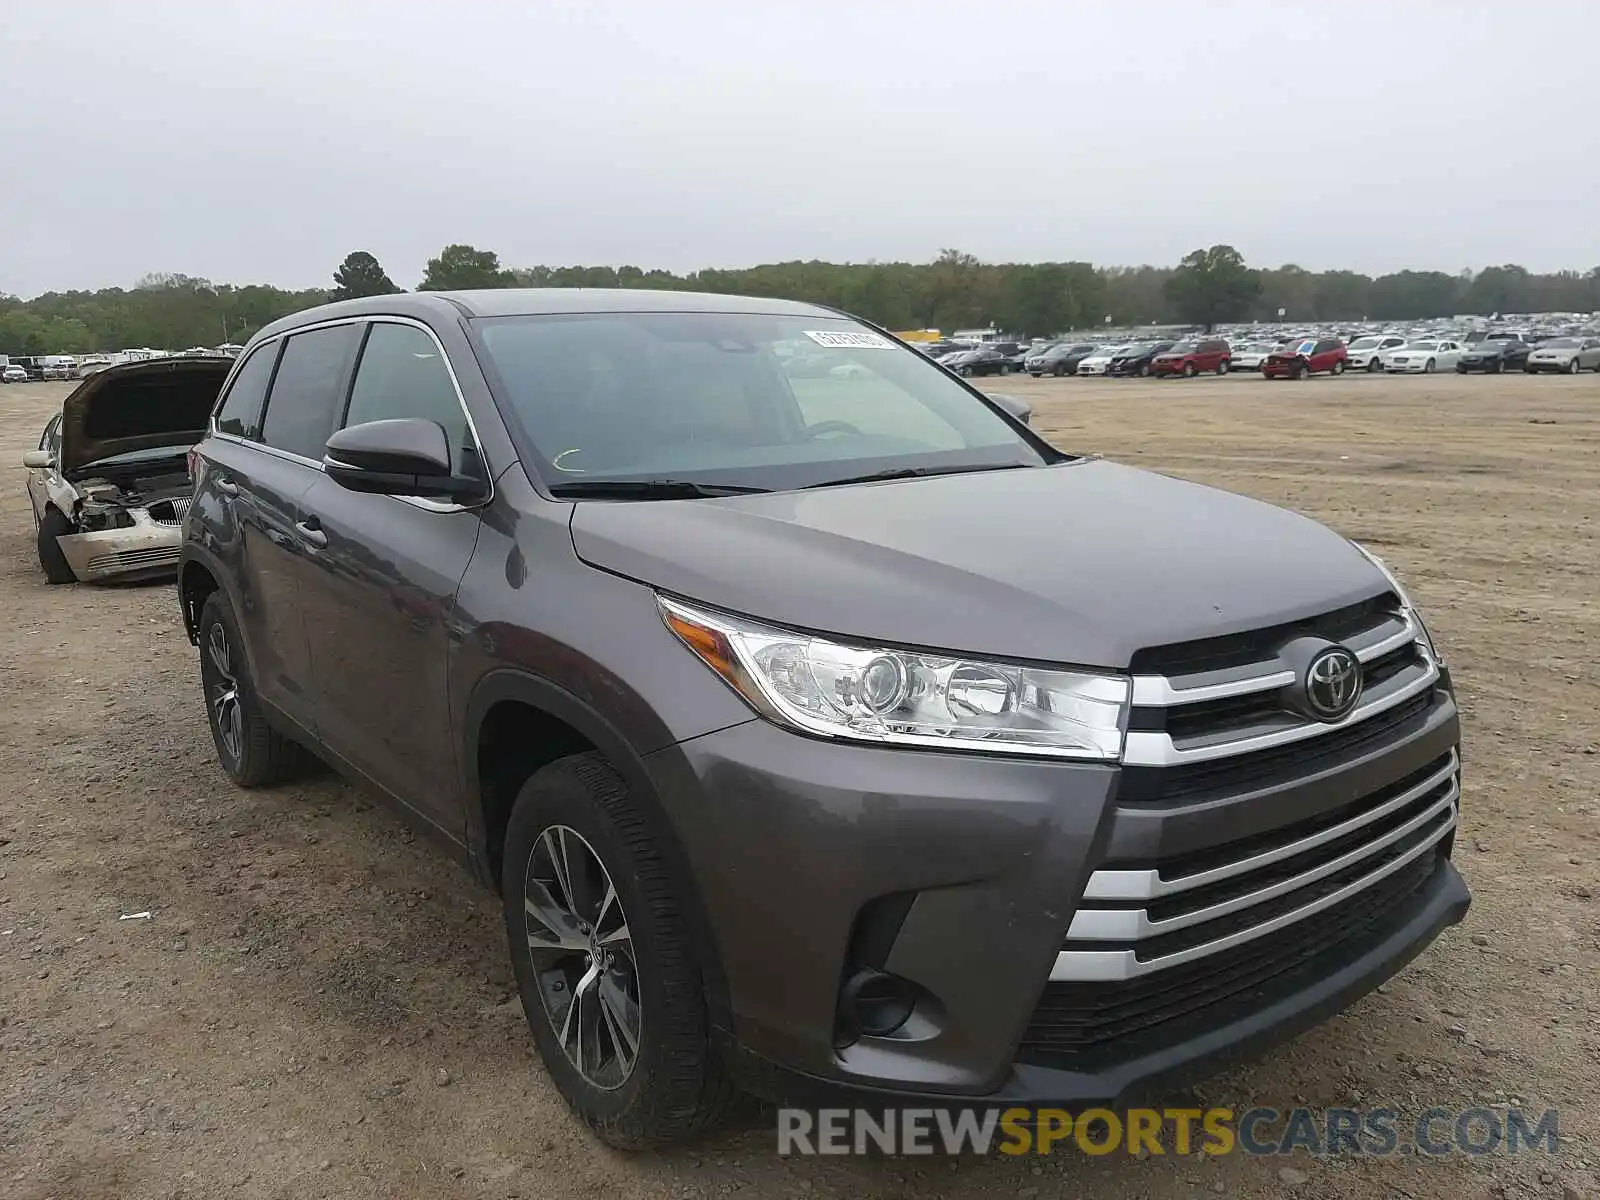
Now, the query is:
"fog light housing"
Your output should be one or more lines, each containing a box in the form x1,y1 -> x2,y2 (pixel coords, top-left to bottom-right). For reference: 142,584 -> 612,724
838,969 -> 919,1040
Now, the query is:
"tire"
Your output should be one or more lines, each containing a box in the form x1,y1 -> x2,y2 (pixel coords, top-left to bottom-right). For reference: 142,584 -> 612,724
1456,366 -> 1468,374
197,592 -> 309,787
1052,363 -> 1066,377
1424,359 -> 1435,374
1217,360 -> 1230,375
1292,362 -> 1308,381
1332,359 -> 1346,376
36,507 -> 78,584
1567,358 -> 1581,375
1138,363 -> 1150,377
999,364 -> 1010,376
502,753 -> 733,1148
958,365 -> 971,377
1367,358 -> 1382,373
1183,363 -> 1197,378
1492,360 -> 1504,374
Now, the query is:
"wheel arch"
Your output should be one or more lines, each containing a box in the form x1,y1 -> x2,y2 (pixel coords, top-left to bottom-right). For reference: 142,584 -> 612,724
462,668 -> 732,1032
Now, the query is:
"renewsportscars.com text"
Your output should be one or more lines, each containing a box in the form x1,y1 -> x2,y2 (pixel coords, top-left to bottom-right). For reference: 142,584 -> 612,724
777,1106 -> 1560,1158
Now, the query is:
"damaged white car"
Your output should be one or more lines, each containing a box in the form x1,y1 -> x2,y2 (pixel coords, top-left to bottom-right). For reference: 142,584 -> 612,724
23,356 -> 233,584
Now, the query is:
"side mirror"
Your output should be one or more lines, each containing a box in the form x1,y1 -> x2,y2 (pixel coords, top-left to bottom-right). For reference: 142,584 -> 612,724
987,393 -> 1033,426
323,418 -> 485,501
22,450 -> 53,469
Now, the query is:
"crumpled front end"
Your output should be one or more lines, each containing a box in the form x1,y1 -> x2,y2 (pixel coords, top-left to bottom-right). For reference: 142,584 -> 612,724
56,496 -> 190,582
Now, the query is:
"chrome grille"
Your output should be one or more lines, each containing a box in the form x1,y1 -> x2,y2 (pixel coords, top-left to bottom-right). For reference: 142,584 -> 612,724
147,497 -> 192,527
1051,594 -> 1453,987
1055,752 -> 1458,982
1122,601 -> 1439,769
85,546 -> 181,575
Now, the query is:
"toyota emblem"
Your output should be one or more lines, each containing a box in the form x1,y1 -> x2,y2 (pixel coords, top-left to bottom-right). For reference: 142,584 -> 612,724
1304,647 -> 1362,721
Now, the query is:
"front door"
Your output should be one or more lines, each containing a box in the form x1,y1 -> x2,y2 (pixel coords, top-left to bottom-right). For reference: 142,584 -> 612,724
296,320 -> 487,836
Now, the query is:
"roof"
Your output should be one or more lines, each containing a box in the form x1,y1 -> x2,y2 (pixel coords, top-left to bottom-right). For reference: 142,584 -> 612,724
252,288 -> 842,343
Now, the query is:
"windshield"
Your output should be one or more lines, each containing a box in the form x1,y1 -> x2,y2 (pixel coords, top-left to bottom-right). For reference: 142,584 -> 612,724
474,312 -> 1054,491
1296,340 -> 1317,354
1165,342 -> 1195,354
1540,337 -> 1580,348
1400,341 -> 1436,351
1485,332 -> 1520,341
1347,337 -> 1381,350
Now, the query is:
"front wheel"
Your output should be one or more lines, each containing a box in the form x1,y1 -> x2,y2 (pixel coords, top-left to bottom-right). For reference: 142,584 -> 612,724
1425,359 -> 1436,373
1492,360 -> 1504,374
957,365 -> 971,377
36,508 -> 77,584
1138,364 -> 1150,377
1051,363 -> 1066,377
1183,363 -> 1197,378
1367,358 -> 1382,373
998,364 -> 1010,376
1568,358 -> 1581,375
503,753 -> 732,1147
1292,362 -> 1308,380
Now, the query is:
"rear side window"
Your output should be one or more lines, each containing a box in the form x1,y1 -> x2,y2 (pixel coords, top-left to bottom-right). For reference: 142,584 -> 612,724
215,344 -> 279,439
260,325 -> 361,461
342,323 -> 477,475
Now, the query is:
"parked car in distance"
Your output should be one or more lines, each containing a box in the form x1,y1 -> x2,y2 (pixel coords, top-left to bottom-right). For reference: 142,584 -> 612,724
1456,336 -> 1534,374
941,346 -> 1013,377
22,357 -> 231,583
1151,338 -> 1232,378
177,288 -> 1467,1148
1263,337 -> 1348,379
1382,340 -> 1463,374
2,364 -> 27,384
1074,345 -> 1127,376
1027,342 -> 1099,376
1107,341 -> 1176,377
1345,335 -> 1410,373
1229,343 -> 1276,372
1523,336 -> 1600,374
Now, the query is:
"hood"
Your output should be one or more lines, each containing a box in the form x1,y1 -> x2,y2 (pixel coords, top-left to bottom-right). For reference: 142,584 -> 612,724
570,459 -> 1389,669
58,357 -> 233,477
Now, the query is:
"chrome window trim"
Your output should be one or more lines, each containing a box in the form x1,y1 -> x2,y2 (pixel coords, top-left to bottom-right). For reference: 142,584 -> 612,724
1121,651 -> 1438,767
1066,780 -> 1457,941
1082,752 -> 1459,902
1049,802 -> 1457,983
206,315 -> 493,513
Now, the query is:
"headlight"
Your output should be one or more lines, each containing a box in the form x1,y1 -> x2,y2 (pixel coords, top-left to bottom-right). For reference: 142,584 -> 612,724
659,597 -> 1130,760
1351,542 -> 1441,662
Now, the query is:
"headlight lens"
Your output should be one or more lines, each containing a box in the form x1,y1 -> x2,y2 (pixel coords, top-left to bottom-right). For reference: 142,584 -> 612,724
659,597 -> 1130,760
1351,542 -> 1440,661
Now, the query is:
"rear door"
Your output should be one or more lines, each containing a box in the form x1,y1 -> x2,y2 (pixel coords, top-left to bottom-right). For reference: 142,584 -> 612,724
296,319 -> 487,835
197,325 -> 362,731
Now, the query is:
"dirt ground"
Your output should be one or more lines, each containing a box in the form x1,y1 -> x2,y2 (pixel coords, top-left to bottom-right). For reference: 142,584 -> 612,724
2,370 -> 1597,1200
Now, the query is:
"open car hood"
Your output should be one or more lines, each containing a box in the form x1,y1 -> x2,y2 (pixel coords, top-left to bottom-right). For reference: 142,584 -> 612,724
59,357 -> 234,477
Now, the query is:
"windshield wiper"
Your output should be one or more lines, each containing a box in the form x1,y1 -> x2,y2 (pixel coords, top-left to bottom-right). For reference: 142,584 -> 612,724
547,479 -> 772,500
803,462 -> 1034,490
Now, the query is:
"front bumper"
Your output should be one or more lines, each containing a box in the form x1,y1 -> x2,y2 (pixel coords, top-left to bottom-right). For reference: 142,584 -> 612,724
55,511 -> 183,582
645,685 -> 1467,1104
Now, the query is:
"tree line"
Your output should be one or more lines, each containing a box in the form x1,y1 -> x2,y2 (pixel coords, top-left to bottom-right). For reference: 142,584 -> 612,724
4,245 -> 1598,356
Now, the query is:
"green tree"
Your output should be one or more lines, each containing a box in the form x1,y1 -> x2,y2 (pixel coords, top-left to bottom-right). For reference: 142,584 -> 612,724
1164,245 -> 1261,331
417,244 -> 511,291
331,251 -> 401,300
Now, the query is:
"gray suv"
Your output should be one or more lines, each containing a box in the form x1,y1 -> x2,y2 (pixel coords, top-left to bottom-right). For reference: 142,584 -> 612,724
177,289 -> 1469,1146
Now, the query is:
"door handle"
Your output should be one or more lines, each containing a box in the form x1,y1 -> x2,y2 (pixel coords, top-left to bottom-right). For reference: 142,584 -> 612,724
214,478 -> 239,496
295,518 -> 328,549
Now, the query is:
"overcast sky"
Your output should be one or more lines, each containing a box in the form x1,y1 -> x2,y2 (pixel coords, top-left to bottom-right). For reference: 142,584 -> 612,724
2,0 -> 1596,297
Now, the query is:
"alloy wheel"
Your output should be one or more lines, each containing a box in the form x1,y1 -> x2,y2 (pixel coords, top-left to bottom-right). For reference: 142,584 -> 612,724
207,622 -> 243,764
524,825 -> 640,1091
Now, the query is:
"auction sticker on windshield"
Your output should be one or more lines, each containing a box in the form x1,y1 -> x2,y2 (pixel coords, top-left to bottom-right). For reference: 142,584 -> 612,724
804,330 -> 895,349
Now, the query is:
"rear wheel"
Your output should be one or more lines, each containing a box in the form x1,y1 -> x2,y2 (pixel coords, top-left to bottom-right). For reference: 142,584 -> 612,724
197,592 -> 310,787
998,364 -> 1010,376
958,365 -> 972,377
1217,360 -> 1230,375
36,508 -> 77,584
1492,359 -> 1504,374
1138,363 -> 1150,377
503,753 -> 733,1147
1332,359 -> 1346,376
